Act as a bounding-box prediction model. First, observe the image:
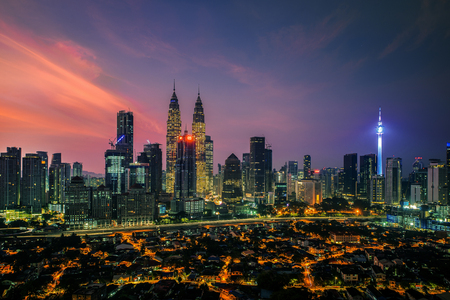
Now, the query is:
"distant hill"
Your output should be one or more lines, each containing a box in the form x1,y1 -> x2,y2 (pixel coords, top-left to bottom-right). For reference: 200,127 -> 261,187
82,171 -> 104,178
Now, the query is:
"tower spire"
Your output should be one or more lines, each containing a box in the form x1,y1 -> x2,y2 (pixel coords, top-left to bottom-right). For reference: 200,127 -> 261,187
173,79 -> 176,91
198,84 -> 200,96
377,107 -> 384,175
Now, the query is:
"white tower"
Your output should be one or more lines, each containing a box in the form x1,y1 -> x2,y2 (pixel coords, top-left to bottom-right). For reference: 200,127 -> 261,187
377,107 -> 384,175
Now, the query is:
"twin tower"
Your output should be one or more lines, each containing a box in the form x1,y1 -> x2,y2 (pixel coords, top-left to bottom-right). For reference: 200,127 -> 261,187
166,83 -> 208,198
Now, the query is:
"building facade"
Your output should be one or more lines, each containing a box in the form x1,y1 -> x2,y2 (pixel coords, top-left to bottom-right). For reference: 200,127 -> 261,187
385,157 -> 402,205
116,110 -> 134,166
0,147 -> 21,209
166,86 -> 182,194
192,91 -> 207,198
222,153 -> 242,206
343,153 -> 358,199
174,131 -> 196,199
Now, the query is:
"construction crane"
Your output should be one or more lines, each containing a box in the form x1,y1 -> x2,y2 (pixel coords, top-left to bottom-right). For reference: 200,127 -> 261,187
108,137 -> 116,149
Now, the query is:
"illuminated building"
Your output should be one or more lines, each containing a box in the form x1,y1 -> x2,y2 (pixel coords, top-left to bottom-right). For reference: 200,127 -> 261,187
297,179 -> 322,205
174,130 -> 196,199
321,167 -> 338,199
385,157 -> 402,205
92,185 -> 112,226
303,155 -> 311,179
36,151 -> 48,204
377,107 -> 384,175
166,83 -> 182,195
64,176 -> 91,229
21,153 -> 44,212
242,153 -> 250,196
359,154 -> 376,200
249,137 -> 265,199
48,154 -> 71,212
370,175 -> 385,205
73,161 -> 83,178
127,162 -> 149,190
205,135 -> 213,195
116,185 -> 157,226
192,89 -> 207,197
116,110 -> 134,166
222,153 -> 242,206
265,147 -> 273,194
0,147 -> 21,209
287,161 -> 298,199
105,149 -> 127,194
428,159 -> 448,204
343,153 -> 358,199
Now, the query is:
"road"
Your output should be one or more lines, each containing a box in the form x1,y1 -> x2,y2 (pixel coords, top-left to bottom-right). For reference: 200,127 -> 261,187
19,215 -> 384,238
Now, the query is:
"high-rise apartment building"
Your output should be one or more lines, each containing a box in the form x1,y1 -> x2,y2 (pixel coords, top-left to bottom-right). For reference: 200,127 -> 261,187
192,90 -> 206,197
222,153 -> 242,206
343,153 -> 358,199
105,149 -> 127,194
205,136 -> 213,195
116,110 -> 134,166
360,154 -> 376,200
242,153 -> 250,196
303,155 -> 311,180
0,147 -> 21,209
64,176 -> 91,229
22,153 -> 44,212
249,137 -> 265,198
48,153 -> 71,211
166,85 -> 182,194
370,175 -> 385,205
428,159 -> 448,204
73,162 -> 83,178
385,157 -> 402,205
174,131 -> 196,199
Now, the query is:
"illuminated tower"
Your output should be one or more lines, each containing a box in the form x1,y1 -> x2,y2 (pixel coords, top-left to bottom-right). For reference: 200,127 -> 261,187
303,155 -> 311,179
222,153 -> 242,206
116,110 -> 134,166
174,130 -> 196,199
205,135 -> 213,195
192,88 -> 206,197
0,147 -> 21,209
166,82 -> 182,194
377,107 -> 384,175
250,137 -> 265,198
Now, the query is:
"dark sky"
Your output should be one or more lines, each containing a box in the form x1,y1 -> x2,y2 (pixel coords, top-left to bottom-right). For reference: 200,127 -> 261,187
0,1 -> 449,175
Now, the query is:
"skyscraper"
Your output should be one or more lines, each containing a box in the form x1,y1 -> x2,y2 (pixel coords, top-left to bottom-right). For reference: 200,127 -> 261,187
265,147 -> 273,194
385,157 -> 402,205
377,107 -> 384,175
22,153 -> 43,212
222,153 -> 242,206
287,161 -> 298,199
205,135 -> 213,195
36,151 -> 48,206
166,84 -> 182,194
116,110 -> 134,166
343,153 -> 358,199
359,154 -> 376,200
48,157 -> 71,212
192,89 -> 206,197
370,175 -> 385,205
0,147 -> 21,209
249,137 -> 265,198
428,159 -> 447,204
128,162 -> 149,190
303,155 -> 311,179
242,153 -> 250,196
73,162 -> 83,178
105,149 -> 127,194
174,130 -> 196,199
145,143 -> 163,196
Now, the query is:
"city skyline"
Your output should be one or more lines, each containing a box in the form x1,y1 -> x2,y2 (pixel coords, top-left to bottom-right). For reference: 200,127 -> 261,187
1,1 -> 450,175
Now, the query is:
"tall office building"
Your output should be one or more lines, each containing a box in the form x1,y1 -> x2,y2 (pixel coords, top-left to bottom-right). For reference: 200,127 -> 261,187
287,161 -> 298,199
242,153 -> 250,196
105,149 -> 127,194
36,151 -> 48,206
116,110 -> 134,166
192,89 -> 207,197
205,135 -> 213,195
265,147 -> 273,194
64,176 -> 91,229
127,162 -> 149,190
22,153 -> 44,212
0,147 -> 21,209
51,153 -> 61,165
48,157 -> 71,212
412,157 -> 423,173
145,143 -> 163,196
92,185 -> 112,226
73,162 -> 83,178
249,137 -> 265,198
370,175 -> 385,205
385,157 -> 402,205
303,155 -> 311,180
222,153 -> 242,206
166,84 -> 182,194
428,159 -> 448,204
322,167 -> 338,199
360,154 -> 376,200
343,153 -> 358,199
174,130 -> 196,199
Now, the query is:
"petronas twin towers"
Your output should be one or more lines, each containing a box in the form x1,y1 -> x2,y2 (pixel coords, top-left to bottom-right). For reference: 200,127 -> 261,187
166,83 -> 208,198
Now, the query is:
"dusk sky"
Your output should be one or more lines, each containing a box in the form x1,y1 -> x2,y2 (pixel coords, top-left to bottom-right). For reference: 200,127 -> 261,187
1,1 -> 449,175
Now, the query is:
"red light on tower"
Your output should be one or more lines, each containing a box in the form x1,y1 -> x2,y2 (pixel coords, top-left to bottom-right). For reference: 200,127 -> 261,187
179,136 -> 183,140
314,169 -> 320,174
187,135 -> 192,141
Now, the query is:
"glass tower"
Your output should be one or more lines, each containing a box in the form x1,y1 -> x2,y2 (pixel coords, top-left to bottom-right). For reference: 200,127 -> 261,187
166,83 -> 182,194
